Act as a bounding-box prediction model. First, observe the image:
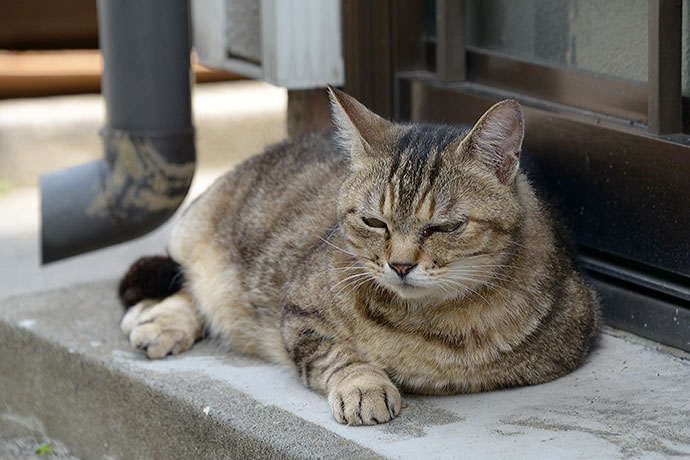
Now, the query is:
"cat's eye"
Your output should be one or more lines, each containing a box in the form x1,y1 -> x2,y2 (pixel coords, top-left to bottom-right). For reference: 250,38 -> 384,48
422,220 -> 466,238
362,216 -> 388,230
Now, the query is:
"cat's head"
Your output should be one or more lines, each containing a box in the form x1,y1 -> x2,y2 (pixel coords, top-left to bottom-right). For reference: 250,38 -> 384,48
330,87 -> 525,302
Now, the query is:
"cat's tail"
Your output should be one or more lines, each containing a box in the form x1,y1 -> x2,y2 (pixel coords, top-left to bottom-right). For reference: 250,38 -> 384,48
118,255 -> 185,309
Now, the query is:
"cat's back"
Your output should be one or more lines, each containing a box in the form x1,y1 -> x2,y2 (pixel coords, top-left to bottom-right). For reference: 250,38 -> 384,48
230,129 -> 344,196
169,130 -> 346,279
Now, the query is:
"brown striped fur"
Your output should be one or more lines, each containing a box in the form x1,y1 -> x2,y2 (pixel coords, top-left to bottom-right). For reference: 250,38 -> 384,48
120,89 -> 600,425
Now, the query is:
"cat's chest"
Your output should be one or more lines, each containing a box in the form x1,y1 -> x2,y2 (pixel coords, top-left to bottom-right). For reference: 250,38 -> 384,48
350,315 -> 506,393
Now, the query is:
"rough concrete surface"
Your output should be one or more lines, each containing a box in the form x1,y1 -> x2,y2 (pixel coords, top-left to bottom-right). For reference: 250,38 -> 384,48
0,412 -> 79,460
1,281 -> 689,460
0,282 -> 379,460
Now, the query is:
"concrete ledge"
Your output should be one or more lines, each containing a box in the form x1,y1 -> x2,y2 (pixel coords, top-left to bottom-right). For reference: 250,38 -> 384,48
2,281 -> 690,459
0,282 -> 377,459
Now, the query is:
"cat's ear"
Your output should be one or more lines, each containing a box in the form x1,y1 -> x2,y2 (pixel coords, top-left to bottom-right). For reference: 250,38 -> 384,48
462,99 -> 524,185
328,86 -> 393,168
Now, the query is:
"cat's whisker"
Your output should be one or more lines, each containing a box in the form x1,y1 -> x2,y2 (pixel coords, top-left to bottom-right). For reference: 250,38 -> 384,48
454,263 -> 521,270
328,272 -> 373,294
504,239 -> 529,249
441,278 -> 492,307
324,226 -> 340,239
328,265 -> 364,271
326,266 -> 366,273
442,257 -> 523,278
446,273 -> 515,297
330,270 -> 376,297
446,269 -> 514,283
351,276 -> 375,293
329,281 -> 360,301
437,278 -> 471,302
459,253 -> 505,260
319,237 -> 359,258
447,266 -> 512,277
444,271 -> 499,289
432,280 -> 446,296
332,272 -> 369,283
447,269 -> 512,285
442,252 -> 511,265
323,275 -> 371,303
451,275 -> 513,286
462,266 -> 520,279
336,274 -> 375,299
447,266 -> 515,275
435,280 -> 456,300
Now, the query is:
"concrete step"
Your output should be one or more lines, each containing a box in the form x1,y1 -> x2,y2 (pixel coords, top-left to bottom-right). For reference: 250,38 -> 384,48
0,281 -> 378,460
0,414 -> 78,460
2,281 -> 690,460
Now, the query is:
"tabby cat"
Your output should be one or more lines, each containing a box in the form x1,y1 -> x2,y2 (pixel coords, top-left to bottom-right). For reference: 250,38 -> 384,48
118,88 -> 600,425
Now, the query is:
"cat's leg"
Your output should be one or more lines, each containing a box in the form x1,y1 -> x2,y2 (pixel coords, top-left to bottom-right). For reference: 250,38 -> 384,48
281,303 -> 402,425
121,292 -> 204,359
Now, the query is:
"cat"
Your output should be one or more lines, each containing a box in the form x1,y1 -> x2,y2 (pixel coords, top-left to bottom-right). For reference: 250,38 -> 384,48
118,87 -> 600,426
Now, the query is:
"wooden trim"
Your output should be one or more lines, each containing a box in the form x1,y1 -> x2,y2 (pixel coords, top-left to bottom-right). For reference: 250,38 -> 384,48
647,0 -> 682,134
466,49 -> 648,123
391,0 -> 426,117
0,0 -> 98,50
343,0 -> 393,116
0,50 -> 243,99
343,0 -> 374,107
435,0 -> 465,82
343,0 -> 426,118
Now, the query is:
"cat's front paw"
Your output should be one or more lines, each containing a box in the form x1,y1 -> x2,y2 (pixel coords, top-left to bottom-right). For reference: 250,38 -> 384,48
328,369 -> 402,425
120,294 -> 201,359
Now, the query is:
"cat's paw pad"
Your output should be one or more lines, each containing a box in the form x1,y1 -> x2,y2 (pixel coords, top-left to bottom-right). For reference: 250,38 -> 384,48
329,374 -> 402,425
120,296 -> 199,359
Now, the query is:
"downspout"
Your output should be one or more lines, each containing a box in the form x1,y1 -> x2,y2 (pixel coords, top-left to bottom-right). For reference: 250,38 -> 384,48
40,0 -> 196,264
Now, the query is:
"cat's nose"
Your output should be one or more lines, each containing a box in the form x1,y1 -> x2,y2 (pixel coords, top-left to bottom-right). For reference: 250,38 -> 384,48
389,262 -> 417,278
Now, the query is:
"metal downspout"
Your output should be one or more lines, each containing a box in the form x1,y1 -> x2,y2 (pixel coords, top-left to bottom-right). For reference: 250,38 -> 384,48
39,0 -> 196,264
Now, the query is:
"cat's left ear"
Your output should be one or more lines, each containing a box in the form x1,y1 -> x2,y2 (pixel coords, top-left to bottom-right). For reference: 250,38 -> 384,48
462,99 -> 524,185
328,86 -> 394,169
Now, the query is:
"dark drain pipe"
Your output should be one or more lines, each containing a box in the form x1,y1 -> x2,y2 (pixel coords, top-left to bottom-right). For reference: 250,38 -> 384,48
40,0 -> 196,264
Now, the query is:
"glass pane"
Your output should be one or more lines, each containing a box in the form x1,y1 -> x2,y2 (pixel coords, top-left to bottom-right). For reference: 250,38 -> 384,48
465,0 -> 647,86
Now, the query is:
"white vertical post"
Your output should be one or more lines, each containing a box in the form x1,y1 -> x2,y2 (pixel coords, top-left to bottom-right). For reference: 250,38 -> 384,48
261,0 -> 344,88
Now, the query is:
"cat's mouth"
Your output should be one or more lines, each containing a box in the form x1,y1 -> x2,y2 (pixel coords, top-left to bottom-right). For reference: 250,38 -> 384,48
376,266 -> 443,300
385,278 -> 434,299
381,273 -> 475,302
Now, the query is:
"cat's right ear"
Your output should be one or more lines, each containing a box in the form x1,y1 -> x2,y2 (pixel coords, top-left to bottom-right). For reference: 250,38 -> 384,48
461,99 -> 524,185
328,86 -> 393,169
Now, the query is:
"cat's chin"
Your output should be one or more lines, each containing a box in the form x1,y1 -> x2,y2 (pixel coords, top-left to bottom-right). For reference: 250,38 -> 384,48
384,282 -> 453,302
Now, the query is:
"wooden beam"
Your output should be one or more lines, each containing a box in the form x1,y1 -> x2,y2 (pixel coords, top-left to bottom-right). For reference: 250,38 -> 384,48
435,0 -> 465,82
0,50 -> 242,99
648,0 -> 682,134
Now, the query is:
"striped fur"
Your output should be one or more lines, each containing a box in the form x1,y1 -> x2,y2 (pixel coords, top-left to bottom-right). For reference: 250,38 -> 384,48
120,90 -> 600,425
